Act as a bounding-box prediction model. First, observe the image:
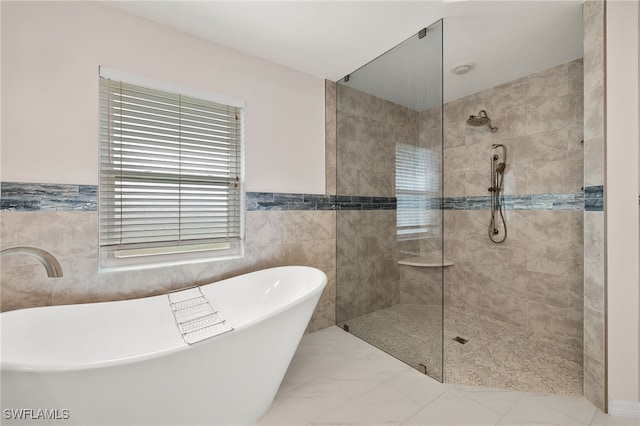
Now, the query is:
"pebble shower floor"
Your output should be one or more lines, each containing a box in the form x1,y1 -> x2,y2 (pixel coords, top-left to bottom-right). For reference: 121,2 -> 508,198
340,305 -> 582,396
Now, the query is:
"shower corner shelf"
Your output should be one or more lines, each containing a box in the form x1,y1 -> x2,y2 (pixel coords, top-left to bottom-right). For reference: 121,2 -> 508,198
397,256 -> 454,268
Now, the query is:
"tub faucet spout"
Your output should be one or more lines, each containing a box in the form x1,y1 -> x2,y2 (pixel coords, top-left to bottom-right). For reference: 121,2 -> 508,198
1,246 -> 63,277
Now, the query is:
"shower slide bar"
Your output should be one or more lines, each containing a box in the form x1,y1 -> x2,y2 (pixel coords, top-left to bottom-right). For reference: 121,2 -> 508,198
465,109 -> 507,243
488,143 -> 508,243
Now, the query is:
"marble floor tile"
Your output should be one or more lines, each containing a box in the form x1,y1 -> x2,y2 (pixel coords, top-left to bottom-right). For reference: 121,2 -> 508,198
402,389 -> 505,425
522,393 -> 599,425
303,326 -> 382,360
497,396 -> 593,425
456,386 -> 524,416
312,383 -> 422,425
259,327 -> 611,426
313,375 -> 385,400
590,412 -> 640,425
281,349 -> 356,387
259,380 -> 352,426
323,350 -> 413,382
386,369 -> 451,406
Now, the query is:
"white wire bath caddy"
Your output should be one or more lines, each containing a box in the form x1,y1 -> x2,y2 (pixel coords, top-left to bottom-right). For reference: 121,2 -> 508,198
167,286 -> 233,345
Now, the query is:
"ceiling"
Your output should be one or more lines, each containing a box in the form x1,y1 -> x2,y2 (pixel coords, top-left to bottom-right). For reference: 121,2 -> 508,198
106,1 -> 583,107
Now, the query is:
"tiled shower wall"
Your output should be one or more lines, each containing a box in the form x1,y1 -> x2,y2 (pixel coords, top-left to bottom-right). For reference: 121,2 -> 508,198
582,0 -> 606,412
443,59 -> 585,348
335,85 -> 414,322
0,192 -> 337,334
396,106 -> 444,306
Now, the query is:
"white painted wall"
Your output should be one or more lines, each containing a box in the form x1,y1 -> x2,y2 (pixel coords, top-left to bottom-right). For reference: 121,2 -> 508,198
606,0 -> 640,413
0,1 -> 325,194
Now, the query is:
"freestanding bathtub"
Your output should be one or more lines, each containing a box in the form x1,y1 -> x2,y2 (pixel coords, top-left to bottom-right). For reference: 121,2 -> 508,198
1,266 -> 327,425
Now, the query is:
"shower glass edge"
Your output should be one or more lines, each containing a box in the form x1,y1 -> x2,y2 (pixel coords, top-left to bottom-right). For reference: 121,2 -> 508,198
335,19 -> 445,383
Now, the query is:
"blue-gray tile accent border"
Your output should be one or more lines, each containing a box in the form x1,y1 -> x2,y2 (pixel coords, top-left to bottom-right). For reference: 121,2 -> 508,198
442,192 -> 586,211
2,182 -> 601,212
1,182 -> 98,211
245,193 -> 396,211
584,185 -> 604,212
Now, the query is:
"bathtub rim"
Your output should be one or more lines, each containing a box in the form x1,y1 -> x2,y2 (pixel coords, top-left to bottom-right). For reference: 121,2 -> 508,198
0,265 -> 327,372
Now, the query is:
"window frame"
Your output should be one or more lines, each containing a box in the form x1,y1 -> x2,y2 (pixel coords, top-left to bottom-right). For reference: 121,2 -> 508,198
98,67 -> 245,271
395,143 -> 440,240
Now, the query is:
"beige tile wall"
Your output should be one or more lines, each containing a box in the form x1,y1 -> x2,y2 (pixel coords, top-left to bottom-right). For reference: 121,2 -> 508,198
582,0 -> 606,412
335,84 -> 418,322
336,85 -> 417,198
397,105 -> 444,308
336,209 -> 398,322
442,59 -> 585,349
0,210 -> 336,334
444,60 -> 584,198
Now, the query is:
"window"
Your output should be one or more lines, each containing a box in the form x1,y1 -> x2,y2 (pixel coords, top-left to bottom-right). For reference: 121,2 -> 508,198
99,68 -> 244,270
395,143 -> 440,239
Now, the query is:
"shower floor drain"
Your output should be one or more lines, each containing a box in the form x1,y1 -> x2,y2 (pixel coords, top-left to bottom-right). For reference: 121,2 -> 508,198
453,336 -> 469,344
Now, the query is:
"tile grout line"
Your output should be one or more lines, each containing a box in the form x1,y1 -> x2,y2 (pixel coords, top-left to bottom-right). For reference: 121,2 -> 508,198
492,390 -> 528,426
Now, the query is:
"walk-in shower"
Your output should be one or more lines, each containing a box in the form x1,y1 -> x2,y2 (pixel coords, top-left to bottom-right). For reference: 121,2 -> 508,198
335,3 -> 585,397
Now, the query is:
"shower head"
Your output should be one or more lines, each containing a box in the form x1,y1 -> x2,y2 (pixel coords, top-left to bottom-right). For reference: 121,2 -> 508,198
467,112 -> 491,127
467,110 -> 498,133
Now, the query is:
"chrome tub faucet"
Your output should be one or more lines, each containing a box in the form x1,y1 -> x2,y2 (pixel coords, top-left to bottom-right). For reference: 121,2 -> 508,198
1,246 -> 63,277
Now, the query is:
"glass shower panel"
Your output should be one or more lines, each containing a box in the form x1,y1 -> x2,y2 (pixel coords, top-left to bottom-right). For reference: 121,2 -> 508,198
335,20 -> 444,381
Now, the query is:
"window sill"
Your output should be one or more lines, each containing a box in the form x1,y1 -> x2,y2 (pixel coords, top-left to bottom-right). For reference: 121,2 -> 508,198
99,252 -> 244,273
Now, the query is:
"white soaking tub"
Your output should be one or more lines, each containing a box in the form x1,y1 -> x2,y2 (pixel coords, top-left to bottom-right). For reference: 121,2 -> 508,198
1,266 -> 327,425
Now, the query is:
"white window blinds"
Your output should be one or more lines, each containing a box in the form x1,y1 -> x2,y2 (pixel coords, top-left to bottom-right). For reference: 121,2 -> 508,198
99,72 -> 243,268
396,143 -> 440,238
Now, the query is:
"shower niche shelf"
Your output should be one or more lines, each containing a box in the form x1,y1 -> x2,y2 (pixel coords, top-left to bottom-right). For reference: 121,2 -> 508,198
398,256 -> 454,268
